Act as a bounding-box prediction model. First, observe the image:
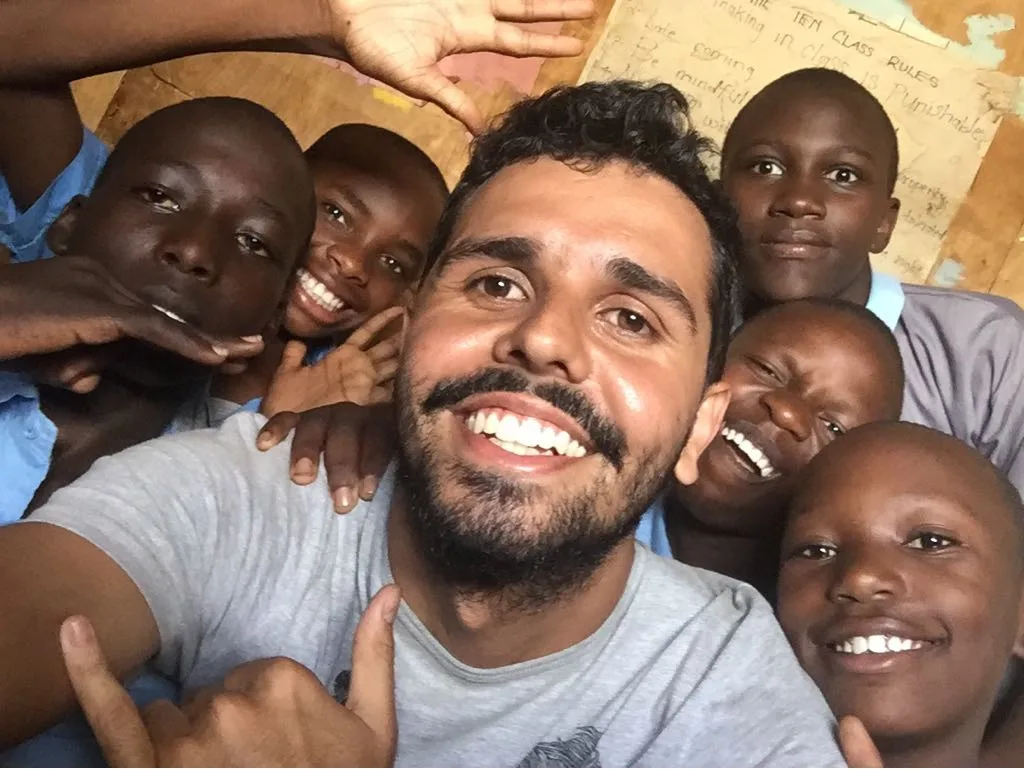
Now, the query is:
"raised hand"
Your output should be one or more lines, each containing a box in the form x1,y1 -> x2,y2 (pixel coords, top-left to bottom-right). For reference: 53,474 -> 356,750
0,257 -> 263,389
327,0 -> 596,131
257,401 -> 397,512
60,585 -> 402,767
261,306 -> 404,418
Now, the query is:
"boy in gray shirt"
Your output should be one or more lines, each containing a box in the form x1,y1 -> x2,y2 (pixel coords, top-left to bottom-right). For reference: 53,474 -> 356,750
721,68 -> 1024,498
0,81 -> 842,766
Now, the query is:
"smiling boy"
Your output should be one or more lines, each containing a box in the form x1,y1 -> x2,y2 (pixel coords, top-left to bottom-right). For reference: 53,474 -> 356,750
0,96 -> 314,521
778,421 -> 1024,767
651,297 -> 904,595
720,67 -> 1024,498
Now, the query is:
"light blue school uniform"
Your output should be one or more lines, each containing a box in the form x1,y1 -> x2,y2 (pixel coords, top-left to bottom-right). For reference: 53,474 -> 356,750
0,128 -> 108,263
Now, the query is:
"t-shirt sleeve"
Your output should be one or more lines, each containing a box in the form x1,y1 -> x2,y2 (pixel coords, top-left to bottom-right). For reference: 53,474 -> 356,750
970,302 -> 1024,495
645,589 -> 846,768
0,128 -> 108,263
27,412 -> 272,679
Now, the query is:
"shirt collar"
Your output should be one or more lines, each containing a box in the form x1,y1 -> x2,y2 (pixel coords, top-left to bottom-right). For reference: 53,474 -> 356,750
0,371 -> 41,406
865,268 -> 905,331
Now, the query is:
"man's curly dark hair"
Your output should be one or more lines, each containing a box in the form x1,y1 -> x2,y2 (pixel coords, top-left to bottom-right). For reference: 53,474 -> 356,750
424,80 -> 742,384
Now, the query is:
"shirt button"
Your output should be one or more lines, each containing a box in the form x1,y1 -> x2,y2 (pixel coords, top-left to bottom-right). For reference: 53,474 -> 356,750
24,425 -> 36,440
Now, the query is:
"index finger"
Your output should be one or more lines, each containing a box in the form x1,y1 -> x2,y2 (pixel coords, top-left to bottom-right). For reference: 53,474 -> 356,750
119,309 -> 264,366
344,307 -> 406,351
492,0 -> 596,21
59,616 -> 156,767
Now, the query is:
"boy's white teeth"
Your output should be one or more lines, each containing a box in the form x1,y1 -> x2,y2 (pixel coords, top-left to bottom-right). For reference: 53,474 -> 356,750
721,426 -> 776,478
464,410 -> 587,458
829,635 -> 925,654
297,268 -> 346,312
152,304 -> 186,324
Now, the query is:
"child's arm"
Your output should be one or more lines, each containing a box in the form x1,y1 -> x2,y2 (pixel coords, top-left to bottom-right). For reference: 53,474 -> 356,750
0,0 -> 594,133
0,86 -> 83,214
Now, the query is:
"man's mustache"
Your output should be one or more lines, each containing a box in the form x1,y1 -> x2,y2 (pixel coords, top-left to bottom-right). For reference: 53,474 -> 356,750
421,367 -> 626,469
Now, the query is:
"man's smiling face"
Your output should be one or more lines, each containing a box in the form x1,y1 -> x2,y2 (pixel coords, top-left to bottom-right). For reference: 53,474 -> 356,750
394,158 -> 729,599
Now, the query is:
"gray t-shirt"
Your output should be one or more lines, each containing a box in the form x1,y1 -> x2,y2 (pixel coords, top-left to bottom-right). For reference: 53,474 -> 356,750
31,414 -> 844,767
896,285 -> 1024,496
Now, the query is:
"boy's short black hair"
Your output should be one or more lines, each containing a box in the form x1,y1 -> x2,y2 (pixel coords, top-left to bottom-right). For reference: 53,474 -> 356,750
722,68 -> 900,194
425,80 -> 743,385
306,123 -> 449,200
95,96 -> 308,192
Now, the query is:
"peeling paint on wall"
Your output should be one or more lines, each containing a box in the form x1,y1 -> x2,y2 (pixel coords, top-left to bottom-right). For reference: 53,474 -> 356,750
932,257 -> 966,286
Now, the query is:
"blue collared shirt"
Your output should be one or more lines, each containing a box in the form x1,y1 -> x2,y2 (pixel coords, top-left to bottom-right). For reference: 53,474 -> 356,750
0,372 -> 58,524
635,499 -> 672,557
864,268 -> 905,331
0,129 -> 108,264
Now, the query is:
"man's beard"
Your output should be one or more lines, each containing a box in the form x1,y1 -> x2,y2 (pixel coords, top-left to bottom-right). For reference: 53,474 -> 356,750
395,366 -> 686,612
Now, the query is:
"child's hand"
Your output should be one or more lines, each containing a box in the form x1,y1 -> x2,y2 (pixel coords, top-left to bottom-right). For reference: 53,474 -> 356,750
0,256 -> 264,389
261,306 -> 404,417
326,0 -> 595,132
256,401 -> 396,513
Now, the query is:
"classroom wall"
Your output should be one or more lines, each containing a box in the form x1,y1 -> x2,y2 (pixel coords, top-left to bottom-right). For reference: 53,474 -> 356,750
71,0 -> 1024,304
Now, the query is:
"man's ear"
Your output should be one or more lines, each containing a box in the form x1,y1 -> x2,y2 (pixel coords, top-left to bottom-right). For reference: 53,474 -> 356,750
46,196 -> 87,256
673,380 -> 731,486
870,197 -> 901,254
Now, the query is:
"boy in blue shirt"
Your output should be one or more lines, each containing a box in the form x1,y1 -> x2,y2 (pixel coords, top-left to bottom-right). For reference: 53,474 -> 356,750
0,95 -> 315,521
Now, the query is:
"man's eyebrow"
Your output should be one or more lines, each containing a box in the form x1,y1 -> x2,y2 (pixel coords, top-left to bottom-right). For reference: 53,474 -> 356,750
436,236 -> 542,273
606,257 -> 698,333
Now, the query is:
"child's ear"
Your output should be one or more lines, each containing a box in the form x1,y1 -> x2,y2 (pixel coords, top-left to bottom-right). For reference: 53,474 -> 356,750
46,196 -> 87,256
673,380 -> 731,487
870,197 -> 901,254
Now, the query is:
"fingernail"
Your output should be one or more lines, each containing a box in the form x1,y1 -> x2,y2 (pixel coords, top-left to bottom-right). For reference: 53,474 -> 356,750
256,432 -> 271,450
383,588 -> 400,624
292,458 -> 315,479
358,475 -> 378,500
334,486 -> 355,512
211,344 -> 229,357
60,617 -> 92,650
240,335 -> 264,344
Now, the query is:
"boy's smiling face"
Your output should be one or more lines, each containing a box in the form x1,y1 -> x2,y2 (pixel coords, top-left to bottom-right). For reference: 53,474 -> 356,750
676,300 -> 902,534
778,423 -> 1024,755
284,129 -> 446,341
721,79 -> 900,306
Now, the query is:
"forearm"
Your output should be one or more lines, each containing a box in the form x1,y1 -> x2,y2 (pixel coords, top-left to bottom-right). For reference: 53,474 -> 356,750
0,85 -> 83,211
0,0 -> 341,86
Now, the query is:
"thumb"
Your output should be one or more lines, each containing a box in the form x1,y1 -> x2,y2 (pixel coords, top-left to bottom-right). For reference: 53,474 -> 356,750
59,616 -> 156,767
277,339 -> 309,372
838,715 -> 884,768
345,585 -> 401,755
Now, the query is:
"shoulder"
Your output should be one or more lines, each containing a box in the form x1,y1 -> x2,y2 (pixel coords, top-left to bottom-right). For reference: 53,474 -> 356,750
901,284 -> 1024,328
0,128 -> 108,263
631,547 -> 771,627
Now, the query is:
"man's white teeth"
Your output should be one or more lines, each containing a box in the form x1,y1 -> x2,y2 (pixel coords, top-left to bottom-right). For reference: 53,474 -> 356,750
465,410 -> 587,458
297,268 -> 346,312
829,635 -> 925,654
721,426 -> 776,477
152,304 -> 186,324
